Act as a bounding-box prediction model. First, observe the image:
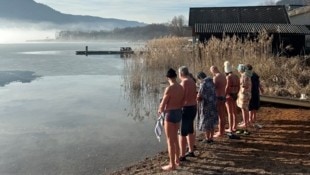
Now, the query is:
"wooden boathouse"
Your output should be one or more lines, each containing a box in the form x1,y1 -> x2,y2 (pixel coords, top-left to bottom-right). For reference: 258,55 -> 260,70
189,5 -> 310,55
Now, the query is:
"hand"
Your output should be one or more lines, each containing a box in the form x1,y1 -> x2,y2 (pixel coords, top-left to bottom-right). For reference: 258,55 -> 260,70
196,96 -> 202,102
158,110 -> 162,115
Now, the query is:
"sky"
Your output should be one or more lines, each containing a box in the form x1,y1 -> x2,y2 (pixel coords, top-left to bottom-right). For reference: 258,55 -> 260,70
34,0 -> 272,24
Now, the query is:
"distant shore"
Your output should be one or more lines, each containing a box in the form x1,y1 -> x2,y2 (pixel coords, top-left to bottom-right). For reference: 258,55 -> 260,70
110,106 -> 310,175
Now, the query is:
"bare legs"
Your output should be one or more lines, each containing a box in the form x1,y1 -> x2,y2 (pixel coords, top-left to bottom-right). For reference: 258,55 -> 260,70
225,99 -> 237,132
214,101 -> 226,137
179,134 -> 194,157
162,121 -> 180,171
206,130 -> 214,140
249,110 -> 257,124
239,108 -> 249,129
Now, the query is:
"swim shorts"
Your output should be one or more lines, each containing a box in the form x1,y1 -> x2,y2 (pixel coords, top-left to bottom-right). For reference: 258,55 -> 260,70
180,105 -> 197,136
165,109 -> 182,123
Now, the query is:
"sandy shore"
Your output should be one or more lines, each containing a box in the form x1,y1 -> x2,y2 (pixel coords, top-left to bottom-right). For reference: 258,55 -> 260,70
110,106 -> 310,175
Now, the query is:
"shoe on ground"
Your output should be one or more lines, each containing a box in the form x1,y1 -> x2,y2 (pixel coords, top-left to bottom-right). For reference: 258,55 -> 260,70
254,123 -> 263,129
202,139 -> 213,144
179,156 -> 187,161
236,130 -> 244,134
185,151 -> 195,157
243,130 -> 250,135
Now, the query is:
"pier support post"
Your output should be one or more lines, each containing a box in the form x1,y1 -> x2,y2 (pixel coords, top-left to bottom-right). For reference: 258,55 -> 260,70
86,46 -> 88,56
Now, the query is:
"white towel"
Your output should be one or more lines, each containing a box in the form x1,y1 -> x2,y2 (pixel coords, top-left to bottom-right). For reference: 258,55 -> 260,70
154,113 -> 164,142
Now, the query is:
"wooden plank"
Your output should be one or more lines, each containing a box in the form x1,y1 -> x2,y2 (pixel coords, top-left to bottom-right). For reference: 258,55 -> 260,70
76,51 -> 134,55
260,95 -> 310,108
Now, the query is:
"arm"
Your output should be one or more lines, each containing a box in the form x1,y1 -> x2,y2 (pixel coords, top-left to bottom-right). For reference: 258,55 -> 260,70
259,80 -> 264,94
158,87 -> 170,114
180,80 -> 187,105
197,83 -> 203,102
225,76 -> 231,95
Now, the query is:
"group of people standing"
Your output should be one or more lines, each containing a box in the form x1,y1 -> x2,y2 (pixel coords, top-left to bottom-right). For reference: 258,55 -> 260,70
157,62 -> 263,171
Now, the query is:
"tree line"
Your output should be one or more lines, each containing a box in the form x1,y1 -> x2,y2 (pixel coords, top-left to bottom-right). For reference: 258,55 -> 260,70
55,16 -> 191,41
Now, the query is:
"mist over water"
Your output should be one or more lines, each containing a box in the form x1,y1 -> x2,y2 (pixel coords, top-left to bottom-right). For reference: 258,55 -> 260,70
0,28 -> 56,43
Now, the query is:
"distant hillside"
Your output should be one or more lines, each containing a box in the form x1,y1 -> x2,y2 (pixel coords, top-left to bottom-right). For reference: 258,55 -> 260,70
276,0 -> 310,5
0,0 -> 145,30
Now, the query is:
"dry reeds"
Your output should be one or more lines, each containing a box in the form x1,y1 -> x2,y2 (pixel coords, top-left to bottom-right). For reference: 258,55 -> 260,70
123,34 -> 310,120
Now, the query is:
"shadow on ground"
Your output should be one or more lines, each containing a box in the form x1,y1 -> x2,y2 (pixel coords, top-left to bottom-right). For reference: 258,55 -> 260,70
111,107 -> 310,175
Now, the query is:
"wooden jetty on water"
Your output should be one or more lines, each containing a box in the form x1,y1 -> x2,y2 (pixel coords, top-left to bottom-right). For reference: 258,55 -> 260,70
76,46 -> 134,56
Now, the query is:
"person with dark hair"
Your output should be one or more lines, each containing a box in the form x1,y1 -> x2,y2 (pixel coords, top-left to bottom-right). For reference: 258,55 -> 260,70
246,64 -> 264,128
158,68 -> 184,171
224,61 -> 240,132
196,71 -> 218,143
178,66 -> 197,161
210,66 -> 227,137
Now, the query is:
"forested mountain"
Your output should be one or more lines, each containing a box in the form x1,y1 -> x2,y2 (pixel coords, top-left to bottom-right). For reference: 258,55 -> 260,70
0,0 -> 145,30
276,0 -> 310,5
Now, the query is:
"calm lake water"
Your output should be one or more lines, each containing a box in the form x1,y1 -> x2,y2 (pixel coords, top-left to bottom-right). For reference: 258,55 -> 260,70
0,41 -> 165,175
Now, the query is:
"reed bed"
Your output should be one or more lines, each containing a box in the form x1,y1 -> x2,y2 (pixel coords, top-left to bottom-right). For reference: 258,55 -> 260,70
123,34 -> 310,120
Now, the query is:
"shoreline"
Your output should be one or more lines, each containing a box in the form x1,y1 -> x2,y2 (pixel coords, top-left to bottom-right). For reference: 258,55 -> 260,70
110,106 -> 310,175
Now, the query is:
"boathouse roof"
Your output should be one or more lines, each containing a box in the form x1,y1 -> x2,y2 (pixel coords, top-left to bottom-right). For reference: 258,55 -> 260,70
189,6 -> 291,26
194,23 -> 310,34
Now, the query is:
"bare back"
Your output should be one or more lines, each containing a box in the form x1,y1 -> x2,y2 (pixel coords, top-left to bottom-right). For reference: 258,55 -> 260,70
213,73 -> 227,97
159,83 -> 184,111
180,78 -> 197,106
226,73 -> 240,94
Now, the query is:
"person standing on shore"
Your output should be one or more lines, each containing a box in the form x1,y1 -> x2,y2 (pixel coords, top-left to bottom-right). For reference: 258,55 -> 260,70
246,64 -> 264,128
158,68 -> 184,171
210,66 -> 227,137
178,66 -> 197,161
224,61 -> 240,132
196,72 -> 218,143
236,64 -> 252,134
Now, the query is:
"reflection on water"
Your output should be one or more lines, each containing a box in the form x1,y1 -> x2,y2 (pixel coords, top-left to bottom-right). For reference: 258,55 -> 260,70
0,70 -> 40,86
20,50 -> 63,55
0,75 -> 165,175
123,57 -> 166,121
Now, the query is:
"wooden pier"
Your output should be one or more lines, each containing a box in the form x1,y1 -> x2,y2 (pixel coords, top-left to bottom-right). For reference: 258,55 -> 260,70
76,46 -> 134,56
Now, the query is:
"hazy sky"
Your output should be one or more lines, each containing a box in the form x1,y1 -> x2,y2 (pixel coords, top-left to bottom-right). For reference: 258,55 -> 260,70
34,0 -> 271,23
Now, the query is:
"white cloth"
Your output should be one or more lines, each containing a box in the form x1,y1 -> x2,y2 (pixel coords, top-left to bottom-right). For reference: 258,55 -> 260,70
224,61 -> 233,73
154,113 -> 164,142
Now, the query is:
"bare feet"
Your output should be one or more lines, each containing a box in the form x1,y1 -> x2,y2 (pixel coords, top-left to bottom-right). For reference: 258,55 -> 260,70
238,123 -> 246,128
214,132 -> 224,138
175,160 -> 180,166
225,129 -> 232,133
161,164 -> 176,171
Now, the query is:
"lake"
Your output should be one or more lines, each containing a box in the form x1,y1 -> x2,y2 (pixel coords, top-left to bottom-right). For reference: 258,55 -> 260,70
0,41 -> 165,175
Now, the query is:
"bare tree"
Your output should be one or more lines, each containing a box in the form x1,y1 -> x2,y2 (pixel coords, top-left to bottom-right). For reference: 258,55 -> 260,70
170,15 -> 186,36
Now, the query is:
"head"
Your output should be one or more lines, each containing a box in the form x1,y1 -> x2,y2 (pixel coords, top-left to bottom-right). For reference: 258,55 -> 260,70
166,68 -> 177,80
238,64 -> 252,77
178,66 -> 190,78
224,61 -> 233,74
246,64 -> 253,71
237,64 -> 246,73
196,71 -> 207,82
210,66 -> 219,75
